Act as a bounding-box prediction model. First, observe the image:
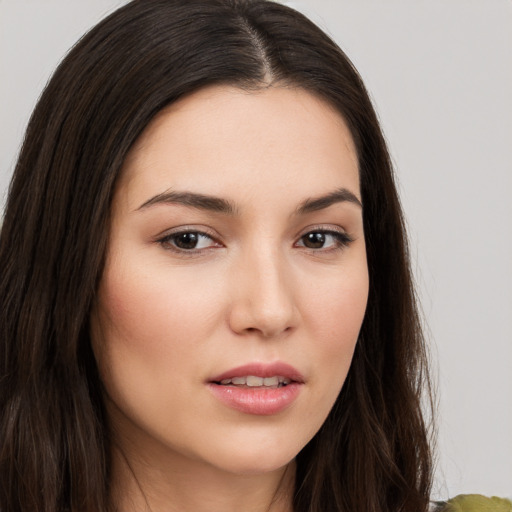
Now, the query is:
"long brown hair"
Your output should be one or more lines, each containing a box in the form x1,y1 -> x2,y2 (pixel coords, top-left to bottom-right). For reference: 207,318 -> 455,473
0,1 -> 434,511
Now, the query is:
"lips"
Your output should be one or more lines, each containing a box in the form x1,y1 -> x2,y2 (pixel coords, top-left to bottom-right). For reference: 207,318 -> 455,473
207,362 -> 304,415
210,362 -> 305,384
218,375 -> 291,388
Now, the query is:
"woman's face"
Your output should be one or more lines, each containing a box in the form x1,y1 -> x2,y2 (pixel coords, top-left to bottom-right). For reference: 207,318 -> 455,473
91,85 -> 368,476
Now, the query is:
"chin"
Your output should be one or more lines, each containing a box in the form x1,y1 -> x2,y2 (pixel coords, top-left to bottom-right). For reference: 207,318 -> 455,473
197,433 -> 303,476
212,453 -> 295,477
182,408 -> 324,476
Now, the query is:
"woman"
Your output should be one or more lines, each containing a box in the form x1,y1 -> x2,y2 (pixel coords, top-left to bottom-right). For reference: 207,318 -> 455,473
2,1 -> 504,511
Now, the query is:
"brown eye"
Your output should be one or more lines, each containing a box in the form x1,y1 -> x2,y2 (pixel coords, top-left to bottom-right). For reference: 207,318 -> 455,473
302,232 -> 327,249
159,231 -> 217,251
174,232 -> 200,249
297,230 -> 353,251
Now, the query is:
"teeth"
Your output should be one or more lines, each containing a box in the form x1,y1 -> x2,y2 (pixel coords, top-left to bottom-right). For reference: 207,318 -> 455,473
218,376 -> 291,387
246,376 -> 264,387
263,376 -> 279,386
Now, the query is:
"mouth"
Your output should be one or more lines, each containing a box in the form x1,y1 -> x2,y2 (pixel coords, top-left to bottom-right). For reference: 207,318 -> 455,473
209,362 -> 304,387
207,362 -> 304,415
215,375 -> 292,388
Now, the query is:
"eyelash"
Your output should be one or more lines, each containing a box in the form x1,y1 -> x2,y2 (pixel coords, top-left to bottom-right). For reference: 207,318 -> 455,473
157,227 -> 354,255
295,228 -> 354,252
157,229 -> 220,254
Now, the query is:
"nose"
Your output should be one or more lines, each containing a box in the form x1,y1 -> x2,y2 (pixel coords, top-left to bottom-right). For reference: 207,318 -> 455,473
228,247 -> 298,339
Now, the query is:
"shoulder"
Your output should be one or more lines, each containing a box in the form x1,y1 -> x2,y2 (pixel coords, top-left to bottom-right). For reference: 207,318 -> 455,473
432,494 -> 512,512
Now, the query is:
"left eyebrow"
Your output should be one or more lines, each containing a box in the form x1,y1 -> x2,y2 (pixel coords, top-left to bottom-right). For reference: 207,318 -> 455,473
295,188 -> 362,214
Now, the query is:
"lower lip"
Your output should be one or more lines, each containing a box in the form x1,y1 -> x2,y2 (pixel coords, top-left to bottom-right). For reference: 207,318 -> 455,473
207,383 -> 302,415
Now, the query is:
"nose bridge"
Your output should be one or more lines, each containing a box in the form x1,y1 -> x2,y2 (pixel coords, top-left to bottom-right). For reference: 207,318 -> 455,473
229,237 -> 296,338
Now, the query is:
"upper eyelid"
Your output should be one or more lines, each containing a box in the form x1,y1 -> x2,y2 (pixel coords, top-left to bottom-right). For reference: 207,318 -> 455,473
156,225 -> 218,241
295,224 -> 350,238
157,224 -> 349,239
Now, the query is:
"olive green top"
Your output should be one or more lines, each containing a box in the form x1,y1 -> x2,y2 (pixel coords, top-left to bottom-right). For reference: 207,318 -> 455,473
434,494 -> 512,511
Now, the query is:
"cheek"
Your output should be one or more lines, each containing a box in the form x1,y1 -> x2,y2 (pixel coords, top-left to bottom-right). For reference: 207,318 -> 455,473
96,259 -> 219,348
91,260 -> 223,408
298,259 -> 369,391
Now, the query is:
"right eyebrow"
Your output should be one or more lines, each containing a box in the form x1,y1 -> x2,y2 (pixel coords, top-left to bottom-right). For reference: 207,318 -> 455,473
136,190 -> 238,215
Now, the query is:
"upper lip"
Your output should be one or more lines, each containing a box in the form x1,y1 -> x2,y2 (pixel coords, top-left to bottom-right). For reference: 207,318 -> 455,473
209,362 -> 305,384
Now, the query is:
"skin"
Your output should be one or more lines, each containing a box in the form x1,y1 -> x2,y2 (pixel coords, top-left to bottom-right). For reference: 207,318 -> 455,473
91,85 -> 369,512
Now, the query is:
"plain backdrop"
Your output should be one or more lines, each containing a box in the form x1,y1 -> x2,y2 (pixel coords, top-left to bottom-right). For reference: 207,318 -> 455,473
1,0 -> 511,501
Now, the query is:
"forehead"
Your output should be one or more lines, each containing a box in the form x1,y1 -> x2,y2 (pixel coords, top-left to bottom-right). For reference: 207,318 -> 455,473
118,85 -> 360,209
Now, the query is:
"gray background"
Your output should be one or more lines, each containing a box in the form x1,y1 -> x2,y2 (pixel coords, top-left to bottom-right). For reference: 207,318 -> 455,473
1,0 -> 511,500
